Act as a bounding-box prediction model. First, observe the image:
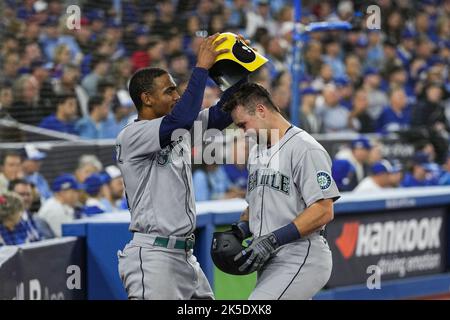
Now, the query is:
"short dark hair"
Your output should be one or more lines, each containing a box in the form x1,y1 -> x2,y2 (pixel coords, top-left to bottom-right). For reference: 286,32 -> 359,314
97,79 -> 116,96
55,93 -> 76,108
8,179 -> 32,191
1,150 -> 22,166
90,54 -> 109,70
222,82 -> 280,114
128,67 -> 168,111
88,95 -> 105,113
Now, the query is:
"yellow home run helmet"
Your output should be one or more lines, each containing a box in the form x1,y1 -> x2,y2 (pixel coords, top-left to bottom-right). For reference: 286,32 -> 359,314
209,32 -> 268,90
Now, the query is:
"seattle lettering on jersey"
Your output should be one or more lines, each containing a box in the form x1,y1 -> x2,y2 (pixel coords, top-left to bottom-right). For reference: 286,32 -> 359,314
248,168 -> 290,195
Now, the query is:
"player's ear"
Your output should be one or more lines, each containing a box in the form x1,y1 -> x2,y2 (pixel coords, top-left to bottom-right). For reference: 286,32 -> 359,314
255,104 -> 266,119
140,92 -> 153,107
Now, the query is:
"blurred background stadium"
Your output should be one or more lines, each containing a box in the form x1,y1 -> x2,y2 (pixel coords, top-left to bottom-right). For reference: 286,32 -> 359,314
1,0 -> 450,300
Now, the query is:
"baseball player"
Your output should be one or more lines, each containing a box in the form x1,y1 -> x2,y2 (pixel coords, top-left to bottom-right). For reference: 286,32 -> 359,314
116,33 -> 250,300
223,83 -> 340,300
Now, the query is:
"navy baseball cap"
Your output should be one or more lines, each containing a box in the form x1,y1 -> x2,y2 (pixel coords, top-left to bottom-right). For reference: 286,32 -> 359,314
44,16 -> 59,27
300,87 -> 318,95
87,9 -> 105,22
401,29 -> 417,40
84,173 -> 109,196
334,77 -> 350,87
412,152 -> 436,171
351,137 -> 372,150
135,25 -> 150,37
371,160 -> 393,175
364,67 -> 379,77
332,159 -> 355,189
52,174 -> 81,192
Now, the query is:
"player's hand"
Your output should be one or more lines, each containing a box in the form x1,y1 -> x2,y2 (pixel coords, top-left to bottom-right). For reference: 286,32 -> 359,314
195,33 -> 229,70
234,233 -> 279,273
231,220 -> 251,241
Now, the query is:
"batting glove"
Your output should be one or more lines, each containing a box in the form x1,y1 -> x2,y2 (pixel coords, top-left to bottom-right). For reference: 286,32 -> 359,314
234,233 -> 279,273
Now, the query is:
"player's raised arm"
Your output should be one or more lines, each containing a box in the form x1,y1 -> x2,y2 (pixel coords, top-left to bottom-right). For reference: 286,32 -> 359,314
159,34 -> 229,148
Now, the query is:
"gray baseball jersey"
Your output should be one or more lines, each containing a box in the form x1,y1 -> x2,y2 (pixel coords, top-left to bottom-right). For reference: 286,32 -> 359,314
116,110 -> 209,237
246,126 -> 340,237
245,126 -> 340,299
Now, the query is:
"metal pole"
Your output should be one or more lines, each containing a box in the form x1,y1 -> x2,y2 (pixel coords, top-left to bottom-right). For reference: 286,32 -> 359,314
290,0 -> 302,127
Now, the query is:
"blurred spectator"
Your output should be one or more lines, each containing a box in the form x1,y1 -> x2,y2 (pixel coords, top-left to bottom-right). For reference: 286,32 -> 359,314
438,152 -> 450,185
336,77 -> 353,110
52,64 -> 89,118
168,51 -> 190,82
223,136 -> 248,198
75,95 -> 111,139
354,160 -> 394,192
39,93 -> 79,135
331,159 -> 357,192
0,151 -> 23,194
303,40 -> 323,78
345,54 -> 362,85
0,83 -> 14,119
74,155 -> 103,184
52,44 -> 72,78
202,82 -> 220,109
226,0 -> 249,33
98,80 -> 117,110
335,137 -> 372,183
0,52 -> 20,85
246,0 -> 276,38
30,59 -> 55,115
323,38 -> 346,80
130,25 -> 151,71
8,179 -> 54,239
271,82 -> 291,119
21,144 -> 52,201
411,84 -> 448,131
389,159 -> 404,188
82,173 -> 110,216
146,39 -> 167,70
38,174 -> 81,237
193,164 -> 234,201
396,29 -> 416,67
311,63 -> 334,92
316,84 -> 352,133
299,87 -> 321,134
349,89 -> 375,133
103,90 -> 137,138
0,192 -> 41,246
39,15 -> 82,63
81,54 -> 110,97
401,152 -> 439,187
366,30 -> 384,70
361,68 -> 389,121
153,1 -> 180,38
104,165 -> 125,211
376,88 -> 411,133
111,57 -> 133,91
10,75 -> 41,126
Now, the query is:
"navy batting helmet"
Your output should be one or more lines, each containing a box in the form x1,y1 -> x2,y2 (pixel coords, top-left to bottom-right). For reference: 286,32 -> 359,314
211,231 -> 254,275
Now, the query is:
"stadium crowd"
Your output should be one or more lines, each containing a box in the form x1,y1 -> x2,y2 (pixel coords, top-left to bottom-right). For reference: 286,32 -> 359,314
1,0 -> 450,244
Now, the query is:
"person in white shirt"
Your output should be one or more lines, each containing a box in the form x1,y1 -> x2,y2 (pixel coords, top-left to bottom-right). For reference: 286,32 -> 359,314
354,160 -> 394,193
38,174 -> 81,237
